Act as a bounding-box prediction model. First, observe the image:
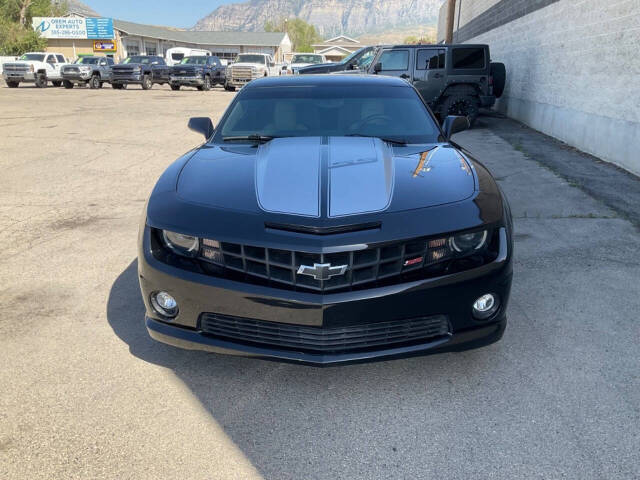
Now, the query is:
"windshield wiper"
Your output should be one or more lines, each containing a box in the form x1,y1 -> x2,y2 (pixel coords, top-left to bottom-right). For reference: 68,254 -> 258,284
345,134 -> 407,145
222,134 -> 278,143
345,134 -> 408,146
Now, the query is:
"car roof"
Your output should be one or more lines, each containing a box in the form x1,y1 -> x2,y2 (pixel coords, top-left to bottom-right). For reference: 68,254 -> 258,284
377,43 -> 489,49
246,74 -> 411,88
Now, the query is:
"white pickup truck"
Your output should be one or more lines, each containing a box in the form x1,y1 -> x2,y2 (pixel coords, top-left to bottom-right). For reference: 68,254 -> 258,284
2,52 -> 70,88
224,53 -> 279,91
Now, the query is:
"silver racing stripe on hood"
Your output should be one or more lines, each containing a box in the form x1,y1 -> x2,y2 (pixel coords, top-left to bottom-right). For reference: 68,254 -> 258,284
255,137 -> 322,217
328,137 -> 394,217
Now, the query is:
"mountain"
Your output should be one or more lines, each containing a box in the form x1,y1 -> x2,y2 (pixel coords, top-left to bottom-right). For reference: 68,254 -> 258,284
53,0 -> 100,17
193,0 -> 444,37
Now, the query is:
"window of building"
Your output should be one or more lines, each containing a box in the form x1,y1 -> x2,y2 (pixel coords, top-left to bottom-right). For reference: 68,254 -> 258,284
416,49 -> 445,70
452,47 -> 485,69
378,50 -> 409,71
145,44 -> 157,56
126,44 -> 140,56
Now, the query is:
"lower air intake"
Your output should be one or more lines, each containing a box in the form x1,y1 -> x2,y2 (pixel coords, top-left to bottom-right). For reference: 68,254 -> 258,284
199,313 -> 450,354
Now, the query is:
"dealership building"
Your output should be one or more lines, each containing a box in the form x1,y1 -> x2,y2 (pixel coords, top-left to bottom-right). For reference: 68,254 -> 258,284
36,14 -> 292,63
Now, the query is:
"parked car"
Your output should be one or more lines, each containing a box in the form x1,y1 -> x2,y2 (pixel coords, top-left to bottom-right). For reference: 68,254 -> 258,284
61,56 -> 114,89
138,74 -> 513,365
169,55 -> 226,91
2,52 -> 70,88
284,53 -> 327,74
365,44 -> 506,126
166,47 -> 211,66
224,53 -> 279,91
297,46 -> 377,74
111,55 -> 170,90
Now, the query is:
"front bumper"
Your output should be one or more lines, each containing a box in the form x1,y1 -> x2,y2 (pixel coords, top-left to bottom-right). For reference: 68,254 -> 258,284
138,227 -> 512,365
62,73 -> 92,83
3,72 -> 34,82
112,74 -> 142,84
170,75 -> 204,86
228,77 -> 257,87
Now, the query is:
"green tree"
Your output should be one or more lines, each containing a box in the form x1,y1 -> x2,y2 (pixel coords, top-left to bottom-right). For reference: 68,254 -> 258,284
0,0 -> 67,55
265,17 -> 321,52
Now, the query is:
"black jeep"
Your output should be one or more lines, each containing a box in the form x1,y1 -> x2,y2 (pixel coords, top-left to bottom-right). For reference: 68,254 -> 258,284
169,56 -> 226,91
111,55 -> 170,90
367,44 -> 505,126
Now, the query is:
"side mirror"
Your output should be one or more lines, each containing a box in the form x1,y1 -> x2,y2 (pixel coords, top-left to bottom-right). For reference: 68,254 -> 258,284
188,117 -> 214,140
442,115 -> 470,139
373,62 -> 382,73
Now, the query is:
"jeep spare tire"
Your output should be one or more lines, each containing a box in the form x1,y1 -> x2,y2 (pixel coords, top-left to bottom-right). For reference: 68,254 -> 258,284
490,62 -> 506,98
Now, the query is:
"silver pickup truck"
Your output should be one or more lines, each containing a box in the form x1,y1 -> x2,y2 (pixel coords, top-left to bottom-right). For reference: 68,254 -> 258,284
61,56 -> 115,89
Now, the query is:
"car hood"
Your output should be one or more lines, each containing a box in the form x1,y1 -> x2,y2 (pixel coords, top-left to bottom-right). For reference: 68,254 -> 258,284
176,137 -> 476,219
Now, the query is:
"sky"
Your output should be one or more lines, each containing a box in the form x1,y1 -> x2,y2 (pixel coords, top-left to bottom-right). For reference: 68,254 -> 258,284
83,0 -> 238,28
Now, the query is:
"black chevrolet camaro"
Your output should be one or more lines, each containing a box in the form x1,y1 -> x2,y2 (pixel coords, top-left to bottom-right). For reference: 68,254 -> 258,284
138,75 -> 513,365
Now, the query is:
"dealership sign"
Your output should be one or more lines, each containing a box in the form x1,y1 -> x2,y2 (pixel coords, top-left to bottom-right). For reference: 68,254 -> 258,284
32,17 -> 114,39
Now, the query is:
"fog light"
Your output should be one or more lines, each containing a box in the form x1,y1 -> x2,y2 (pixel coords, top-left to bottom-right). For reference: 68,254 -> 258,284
151,291 -> 178,318
472,293 -> 499,320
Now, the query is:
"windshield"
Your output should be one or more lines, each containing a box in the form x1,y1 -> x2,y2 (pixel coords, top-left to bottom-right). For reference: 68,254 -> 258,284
123,56 -> 151,64
77,57 -> 100,64
180,56 -> 207,65
19,54 -> 45,61
171,53 -> 185,61
236,54 -> 266,64
215,85 -> 439,144
338,48 -> 375,69
291,54 -> 323,64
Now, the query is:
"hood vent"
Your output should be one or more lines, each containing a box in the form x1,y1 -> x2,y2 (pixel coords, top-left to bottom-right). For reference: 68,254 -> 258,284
265,221 -> 381,235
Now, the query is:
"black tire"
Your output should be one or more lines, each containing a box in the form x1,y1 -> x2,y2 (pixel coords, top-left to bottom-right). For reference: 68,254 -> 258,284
52,80 -> 62,87
7,81 -> 19,88
440,93 -> 480,127
490,62 -> 506,98
224,82 -> 235,92
35,73 -> 47,88
63,80 -> 74,89
170,84 -> 181,91
141,74 -> 152,90
89,75 -> 101,89
201,75 -> 211,91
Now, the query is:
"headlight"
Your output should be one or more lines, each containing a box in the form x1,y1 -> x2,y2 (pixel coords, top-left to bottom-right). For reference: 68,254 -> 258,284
449,230 -> 488,253
162,230 -> 199,257
79,65 -> 91,71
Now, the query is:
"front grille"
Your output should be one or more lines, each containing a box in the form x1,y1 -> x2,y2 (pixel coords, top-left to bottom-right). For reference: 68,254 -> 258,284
198,237 -> 456,292
3,64 -> 29,73
62,66 -> 79,73
112,67 -> 136,76
231,66 -> 254,80
200,313 -> 450,354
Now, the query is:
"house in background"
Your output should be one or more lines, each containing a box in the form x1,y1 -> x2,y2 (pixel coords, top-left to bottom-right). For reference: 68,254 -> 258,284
312,35 -> 361,62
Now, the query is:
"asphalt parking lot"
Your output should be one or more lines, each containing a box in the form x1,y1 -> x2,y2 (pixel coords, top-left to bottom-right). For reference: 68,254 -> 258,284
1,83 -> 639,480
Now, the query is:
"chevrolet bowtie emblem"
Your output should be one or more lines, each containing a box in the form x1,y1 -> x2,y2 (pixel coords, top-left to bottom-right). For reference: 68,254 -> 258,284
297,263 -> 348,281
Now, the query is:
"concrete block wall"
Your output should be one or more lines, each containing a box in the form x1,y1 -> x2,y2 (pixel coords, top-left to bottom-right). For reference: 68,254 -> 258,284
438,0 -> 640,176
